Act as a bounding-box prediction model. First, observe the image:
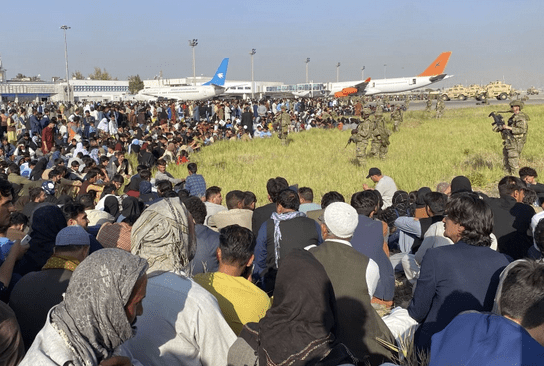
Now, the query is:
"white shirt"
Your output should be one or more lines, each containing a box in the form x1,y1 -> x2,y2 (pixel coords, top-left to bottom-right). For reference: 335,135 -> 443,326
375,175 -> 398,209
124,272 -> 236,366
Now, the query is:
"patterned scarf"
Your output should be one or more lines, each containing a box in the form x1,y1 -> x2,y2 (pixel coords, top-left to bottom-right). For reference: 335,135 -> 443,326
270,211 -> 306,268
131,198 -> 196,277
51,249 -> 148,366
42,254 -> 80,272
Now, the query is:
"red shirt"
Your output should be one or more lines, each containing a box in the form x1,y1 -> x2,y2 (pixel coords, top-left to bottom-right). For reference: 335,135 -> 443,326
41,127 -> 54,153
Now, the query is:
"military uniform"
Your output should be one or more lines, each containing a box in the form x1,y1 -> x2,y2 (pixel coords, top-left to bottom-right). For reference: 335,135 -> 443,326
425,96 -> 433,112
390,106 -> 403,132
493,100 -> 529,174
275,106 -> 291,146
435,98 -> 445,118
350,108 -> 373,165
369,109 -> 391,159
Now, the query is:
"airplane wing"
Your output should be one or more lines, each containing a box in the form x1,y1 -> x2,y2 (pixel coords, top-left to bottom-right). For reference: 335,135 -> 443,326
334,77 -> 371,98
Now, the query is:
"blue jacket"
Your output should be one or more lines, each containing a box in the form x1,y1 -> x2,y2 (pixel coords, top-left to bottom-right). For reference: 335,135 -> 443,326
408,241 -> 510,350
430,312 -> 544,365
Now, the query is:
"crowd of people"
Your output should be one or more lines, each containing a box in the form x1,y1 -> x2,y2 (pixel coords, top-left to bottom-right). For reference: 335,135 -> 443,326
0,98 -> 543,365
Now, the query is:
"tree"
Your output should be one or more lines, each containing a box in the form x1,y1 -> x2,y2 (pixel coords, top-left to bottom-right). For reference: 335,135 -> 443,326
128,75 -> 144,94
14,73 -> 27,80
88,67 -> 113,80
72,70 -> 85,80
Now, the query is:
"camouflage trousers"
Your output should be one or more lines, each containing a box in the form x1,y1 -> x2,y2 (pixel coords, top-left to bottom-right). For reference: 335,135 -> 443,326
369,138 -> 389,159
356,140 -> 369,165
280,132 -> 289,146
392,119 -> 402,132
436,109 -> 444,118
502,141 -> 524,174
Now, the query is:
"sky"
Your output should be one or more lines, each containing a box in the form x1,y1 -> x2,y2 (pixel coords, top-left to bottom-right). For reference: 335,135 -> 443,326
2,0 -> 544,89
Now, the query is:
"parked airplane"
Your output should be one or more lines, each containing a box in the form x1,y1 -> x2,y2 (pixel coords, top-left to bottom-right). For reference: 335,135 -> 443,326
330,52 -> 452,98
137,58 -> 229,101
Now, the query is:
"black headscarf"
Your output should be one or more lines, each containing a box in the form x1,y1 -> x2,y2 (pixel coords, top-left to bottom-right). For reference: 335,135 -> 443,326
14,205 -> 67,276
29,158 -> 48,181
120,196 -> 141,219
240,249 -> 356,366
104,196 -> 120,218
450,175 -> 472,194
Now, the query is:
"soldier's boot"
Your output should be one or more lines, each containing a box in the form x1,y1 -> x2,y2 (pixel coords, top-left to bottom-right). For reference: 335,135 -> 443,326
393,122 -> 399,132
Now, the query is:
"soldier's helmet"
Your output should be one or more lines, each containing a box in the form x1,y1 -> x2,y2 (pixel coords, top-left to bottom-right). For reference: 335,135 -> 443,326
510,100 -> 524,110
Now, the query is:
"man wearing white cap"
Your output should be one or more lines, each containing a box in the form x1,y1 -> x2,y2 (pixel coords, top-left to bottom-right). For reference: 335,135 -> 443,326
309,202 -> 396,365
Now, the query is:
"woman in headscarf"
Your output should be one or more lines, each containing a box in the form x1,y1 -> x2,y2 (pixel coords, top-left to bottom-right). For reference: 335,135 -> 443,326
229,249 -> 357,366
20,249 -> 148,366
103,196 -> 120,219
72,142 -> 88,157
116,196 -> 141,223
124,198 -> 237,365
14,205 -> 67,277
29,158 -> 48,181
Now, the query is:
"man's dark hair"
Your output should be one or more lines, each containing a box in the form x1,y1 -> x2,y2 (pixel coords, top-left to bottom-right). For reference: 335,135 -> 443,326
277,189 -> 300,211
219,224 -> 256,266
10,212 -> 28,228
156,159 -> 167,166
0,179 -> 13,198
136,164 -> 148,173
225,190 -> 245,210
519,167 -> 538,180
523,188 -> 538,206
350,191 -> 379,217
321,191 -> 345,209
534,219 -> 544,254
445,192 -> 493,247
498,176 -> 526,197
187,163 -> 198,174
266,177 -> 289,203
99,156 -> 110,165
156,180 -> 173,196
62,203 -> 85,222
111,174 -> 125,185
243,191 -> 256,210
85,167 -> 102,181
7,164 -> 20,175
424,192 -> 447,216
78,194 -> 95,210
177,189 -> 190,199
29,187 -> 43,202
298,187 -> 313,202
100,184 -> 117,197
182,196 -> 207,225
205,186 -> 221,201
54,158 -> 64,166
48,169 -> 61,180
139,169 -> 151,181
499,259 -> 544,329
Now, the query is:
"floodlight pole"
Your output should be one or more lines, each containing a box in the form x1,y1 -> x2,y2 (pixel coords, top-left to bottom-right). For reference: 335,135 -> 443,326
189,39 -> 198,85
60,25 -> 71,102
336,62 -> 341,82
250,49 -> 256,98
305,58 -> 310,84
362,66 -> 365,80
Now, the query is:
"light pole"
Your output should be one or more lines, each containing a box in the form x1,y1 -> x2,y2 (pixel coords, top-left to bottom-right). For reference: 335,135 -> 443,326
336,62 -> 341,82
249,48 -> 256,98
305,58 -> 310,83
384,64 -> 387,79
361,66 -> 365,80
60,25 -> 71,102
188,39 -> 198,85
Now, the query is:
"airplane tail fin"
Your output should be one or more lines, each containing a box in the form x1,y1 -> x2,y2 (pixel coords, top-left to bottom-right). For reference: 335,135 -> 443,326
203,58 -> 229,86
417,52 -> 452,77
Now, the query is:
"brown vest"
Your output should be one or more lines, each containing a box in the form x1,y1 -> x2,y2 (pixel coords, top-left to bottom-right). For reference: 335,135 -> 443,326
310,240 -> 396,365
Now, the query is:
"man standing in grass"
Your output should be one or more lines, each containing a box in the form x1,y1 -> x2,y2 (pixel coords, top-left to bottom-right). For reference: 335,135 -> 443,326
493,100 -> 529,174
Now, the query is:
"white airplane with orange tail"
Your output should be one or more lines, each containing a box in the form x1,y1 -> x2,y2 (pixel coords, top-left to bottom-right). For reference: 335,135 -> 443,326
329,52 -> 452,98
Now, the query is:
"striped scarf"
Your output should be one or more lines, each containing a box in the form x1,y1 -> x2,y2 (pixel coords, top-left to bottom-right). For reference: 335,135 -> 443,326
271,211 -> 306,268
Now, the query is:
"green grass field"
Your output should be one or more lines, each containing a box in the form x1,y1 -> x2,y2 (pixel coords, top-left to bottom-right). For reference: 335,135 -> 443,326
161,103 -> 544,205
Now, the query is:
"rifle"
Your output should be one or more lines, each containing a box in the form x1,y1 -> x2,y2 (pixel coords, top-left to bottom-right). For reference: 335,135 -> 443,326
488,112 -> 506,129
345,130 -> 356,148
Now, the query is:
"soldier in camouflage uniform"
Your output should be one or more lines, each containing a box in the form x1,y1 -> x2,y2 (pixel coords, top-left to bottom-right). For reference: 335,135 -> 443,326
493,100 -> 529,174
435,97 -> 445,118
275,105 -> 291,146
390,105 -> 403,132
369,108 -> 391,159
349,108 -> 373,165
425,95 -> 433,112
